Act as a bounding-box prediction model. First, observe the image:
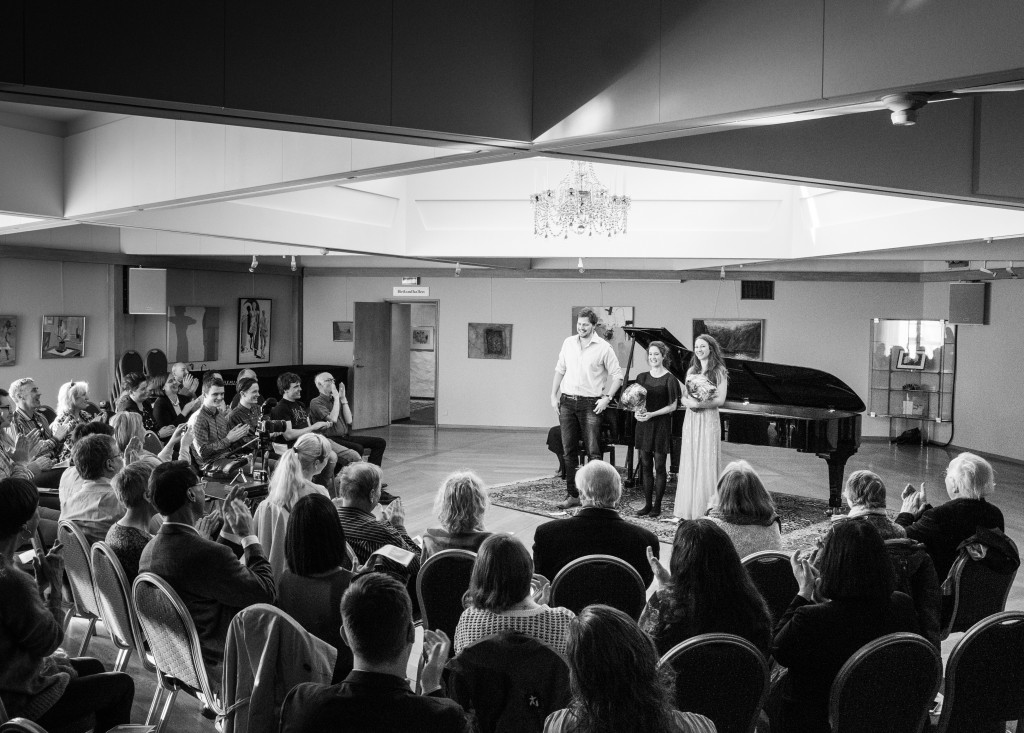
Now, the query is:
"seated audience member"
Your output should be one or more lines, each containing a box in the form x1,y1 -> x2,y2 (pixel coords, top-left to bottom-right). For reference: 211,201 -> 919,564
277,494 -> 355,680
153,372 -> 202,436
193,376 -> 251,465
140,461 -> 276,667
422,470 -> 492,561
896,451 -> 1005,582
106,461 -> 158,582
60,434 -> 125,545
419,472 -> 491,556
114,372 -> 157,432
0,387 -> 40,481
309,371 -> 388,468
773,521 -> 918,733
705,460 -> 783,558
271,373 -> 338,486
280,573 -> 469,733
254,433 -> 332,576
228,376 -> 263,433
0,477 -> 135,731
8,378 -> 62,465
229,369 -> 260,410
51,380 -> 96,462
455,534 -> 575,655
641,519 -> 772,658
835,470 -> 906,540
170,362 -> 200,400
111,411 -> 183,464
544,605 -> 716,733
59,422 -> 115,506
532,460 -> 660,587
333,463 -> 421,582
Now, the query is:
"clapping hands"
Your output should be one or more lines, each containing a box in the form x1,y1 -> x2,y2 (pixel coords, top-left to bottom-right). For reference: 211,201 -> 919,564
419,629 -> 452,693
900,482 -> 927,516
646,545 -> 670,587
790,549 -> 820,600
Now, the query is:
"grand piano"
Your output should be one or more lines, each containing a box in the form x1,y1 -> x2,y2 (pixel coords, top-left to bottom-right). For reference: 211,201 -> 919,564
612,327 -> 865,512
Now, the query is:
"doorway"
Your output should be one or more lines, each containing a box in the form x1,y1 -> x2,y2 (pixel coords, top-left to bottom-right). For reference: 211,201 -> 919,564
392,300 -> 437,427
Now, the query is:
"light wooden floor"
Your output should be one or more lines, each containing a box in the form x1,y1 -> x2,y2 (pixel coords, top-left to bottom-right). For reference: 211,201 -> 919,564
66,426 -> 1023,730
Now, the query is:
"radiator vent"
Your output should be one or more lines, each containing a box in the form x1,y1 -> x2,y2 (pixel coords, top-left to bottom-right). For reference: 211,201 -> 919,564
741,280 -> 775,300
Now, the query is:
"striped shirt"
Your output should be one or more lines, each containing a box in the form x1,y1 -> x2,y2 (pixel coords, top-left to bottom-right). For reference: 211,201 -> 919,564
333,504 -> 421,580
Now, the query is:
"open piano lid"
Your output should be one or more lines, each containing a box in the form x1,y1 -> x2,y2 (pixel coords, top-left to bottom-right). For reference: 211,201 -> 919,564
623,326 -> 866,417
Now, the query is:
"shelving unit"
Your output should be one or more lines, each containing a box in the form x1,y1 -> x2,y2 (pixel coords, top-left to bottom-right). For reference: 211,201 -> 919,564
868,319 -> 956,444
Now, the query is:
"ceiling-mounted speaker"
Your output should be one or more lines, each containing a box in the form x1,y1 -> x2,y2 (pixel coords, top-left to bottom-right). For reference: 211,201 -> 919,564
948,282 -> 989,325
126,267 -> 167,314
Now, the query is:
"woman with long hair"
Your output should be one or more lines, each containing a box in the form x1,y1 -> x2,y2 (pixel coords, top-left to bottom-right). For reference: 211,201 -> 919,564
454,534 -> 574,655
544,605 -> 715,733
673,334 -> 728,519
52,380 -> 96,462
253,433 -> 332,576
633,341 -> 680,517
773,521 -> 918,733
706,460 -> 782,557
641,518 -> 772,657
422,470 -> 491,560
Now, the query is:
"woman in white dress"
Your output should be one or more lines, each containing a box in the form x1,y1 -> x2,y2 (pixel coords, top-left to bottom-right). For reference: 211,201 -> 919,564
673,334 -> 728,520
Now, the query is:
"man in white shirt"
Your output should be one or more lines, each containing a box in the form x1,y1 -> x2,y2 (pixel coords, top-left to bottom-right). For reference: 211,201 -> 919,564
550,308 -> 623,509
60,434 -> 125,544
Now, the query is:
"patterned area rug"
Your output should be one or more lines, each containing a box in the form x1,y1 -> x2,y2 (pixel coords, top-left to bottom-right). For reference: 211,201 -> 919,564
489,474 -> 834,550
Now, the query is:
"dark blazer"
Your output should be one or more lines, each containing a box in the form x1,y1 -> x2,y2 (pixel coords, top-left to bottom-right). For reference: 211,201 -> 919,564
138,523 -> 276,666
896,497 -> 1004,582
773,592 -> 919,733
532,507 -> 660,587
280,671 -> 471,733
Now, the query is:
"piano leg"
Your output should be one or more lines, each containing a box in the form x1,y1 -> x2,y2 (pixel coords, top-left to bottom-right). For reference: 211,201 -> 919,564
818,447 -> 857,514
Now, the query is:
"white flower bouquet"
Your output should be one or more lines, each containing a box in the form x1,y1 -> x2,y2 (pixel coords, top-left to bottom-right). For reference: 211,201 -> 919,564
686,374 -> 717,402
618,383 -> 648,414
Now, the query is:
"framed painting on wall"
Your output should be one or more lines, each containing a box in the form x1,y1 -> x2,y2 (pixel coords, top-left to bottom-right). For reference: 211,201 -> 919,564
468,323 -> 512,359
167,306 -> 220,362
0,316 -> 16,366
571,306 -> 634,368
411,326 -> 434,351
692,318 -> 764,360
40,316 -> 85,358
238,298 -> 271,364
333,321 -> 354,342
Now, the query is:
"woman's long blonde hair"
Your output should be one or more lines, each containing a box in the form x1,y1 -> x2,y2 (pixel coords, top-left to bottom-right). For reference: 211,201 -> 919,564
267,433 -> 331,508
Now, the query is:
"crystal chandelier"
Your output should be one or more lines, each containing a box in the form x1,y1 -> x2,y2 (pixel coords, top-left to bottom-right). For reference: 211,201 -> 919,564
531,161 -> 631,238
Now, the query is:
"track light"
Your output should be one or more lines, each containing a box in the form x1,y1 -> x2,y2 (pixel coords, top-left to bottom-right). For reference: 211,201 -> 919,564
577,257 -> 585,274
249,255 -> 258,273
881,93 -> 927,126
454,262 -> 461,277
320,248 -> 329,256
290,255 -> 297,272
720,266 -> 726,280
978,260 -> 994,276
1007,263 -> 1019,279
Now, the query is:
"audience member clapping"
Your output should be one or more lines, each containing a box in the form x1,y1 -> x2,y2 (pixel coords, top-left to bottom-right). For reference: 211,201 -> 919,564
773,521 -> 918,733
896,451 -> 1004,582
110,411 -> 182,464
58,422 -> 115,506
60,434 -> 126,544
152,372 -> 202,437
254,433 -> 333,577
228,368 -> 259,410
277,493 -> 355,681
544,605 -> 716,733
422,470 -> 492,561
641,518 -> 772,657
455,534 -> 575,656
0,387 -> 39,481
51,380 -> 99,462
170,362 -> 200,400
114,372 -> 156,432
191,376 -> 250,465
8,378 -> 62,465
836,470 -> 905,539
105,460 -> 159,582
705,460 -> 782,558
0,476 -> 135,730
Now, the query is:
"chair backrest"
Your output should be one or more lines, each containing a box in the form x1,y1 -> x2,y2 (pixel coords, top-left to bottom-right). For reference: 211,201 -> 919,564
36,404 -> 57,426
56,520 -> 102,619
659,633 -> 769,733
549,554 -> 646,620
416,549 -> 478,640
935,611 -> 1024,733
829,632 -> 941,733
143,430 -> 164,456
942,553 -> 1018,638
118,350 -> 144,382
345,542 -> 360,571
90,542 -> 153,671
146,348 -> 168,377
132,572 -> 221,709
741,551 -> 796,624
0,719 -> 48,733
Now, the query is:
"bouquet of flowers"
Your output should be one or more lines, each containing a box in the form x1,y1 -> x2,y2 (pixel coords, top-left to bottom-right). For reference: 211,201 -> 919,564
618,383 -> 648,414
686,374 -> 717,402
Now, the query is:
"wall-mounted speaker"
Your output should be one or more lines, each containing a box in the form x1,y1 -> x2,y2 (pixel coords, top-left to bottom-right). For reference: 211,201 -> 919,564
126,267 -> 167,315
948,282 -> 989,325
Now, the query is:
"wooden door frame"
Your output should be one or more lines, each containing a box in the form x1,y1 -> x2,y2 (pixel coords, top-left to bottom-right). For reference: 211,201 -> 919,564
387,298 -> 439,429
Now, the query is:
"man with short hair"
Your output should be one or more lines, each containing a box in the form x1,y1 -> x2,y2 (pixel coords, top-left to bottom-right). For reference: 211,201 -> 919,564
60,434 -> 125,544
279,574 -> 469,733
270,372 -> 343,489
550,308 -> 623,509
228,377 -> 262,432
139,461 -> 276,667
532,459 -> 659,587
0,387 -> 37,480
229,368 -> 259,410
193,376 -> 251,464
8,377 -> 65,464
59,422 -> 116,506
308,372 -> 388,467
170,362 -> 200,399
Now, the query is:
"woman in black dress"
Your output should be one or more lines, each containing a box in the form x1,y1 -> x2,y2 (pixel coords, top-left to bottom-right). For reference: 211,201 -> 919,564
635,341 -> 680,517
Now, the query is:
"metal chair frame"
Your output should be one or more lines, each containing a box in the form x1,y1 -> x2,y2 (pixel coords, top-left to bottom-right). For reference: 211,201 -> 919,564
549,553 -> 646,619
415,549 -> 478,639
56,520 -> 102,656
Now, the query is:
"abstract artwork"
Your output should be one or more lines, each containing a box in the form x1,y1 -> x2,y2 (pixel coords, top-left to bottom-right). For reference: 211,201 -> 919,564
167,306 -> 220,362
333,321 -> 354,342
40,316 -> 85,359
468,323 -> 513,360
571,306 -> 634,367
238,298 -> 272,364
692,318 -> 764,360
0,316 -> 15,366
411,326 -> 434,351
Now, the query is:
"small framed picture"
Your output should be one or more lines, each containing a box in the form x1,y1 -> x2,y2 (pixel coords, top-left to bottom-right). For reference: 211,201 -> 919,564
411,326 -> 434,351
333,321 -> 354,342
896,350 -> 926,371
41,316 -> 85,358
0,316 -> 16,366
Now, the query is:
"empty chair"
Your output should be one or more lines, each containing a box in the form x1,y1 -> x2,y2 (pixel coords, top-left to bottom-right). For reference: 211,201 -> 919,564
741,550 -> 796,624
145,349 -> 168,378
941,552 -> 1019,640
658,633 -> 769,733
550,554 -> 646,620
117,351 -> 144,385
56,520 -> 102,656
416,549 -> 477,641
132,572 -> 225,733
933,611 -> 1024,733
828,632 -> 941,733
